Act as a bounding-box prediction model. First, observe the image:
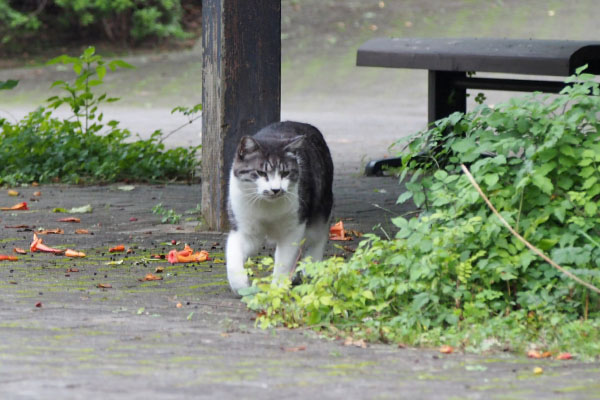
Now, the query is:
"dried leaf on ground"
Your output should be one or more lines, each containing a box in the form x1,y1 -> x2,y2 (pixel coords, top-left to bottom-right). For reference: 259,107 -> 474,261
109,244 -> 125,253
556,352 -> 573,360
8,189 -> 19,196
1,202 -> 28,211
58,217 -> 81,223
66,268 -> 79,273
35,302 -> 42,308
155,266 -> 165,273
167,244 -> 209,264
329,221 -> 352,241
527,350 -> 542,359
343,337 -> 367,348
33,191 -> 42,197
69,205 -> 93,213
30,233 -> 64,254
439,345 -> 454,354
282,346 -> 307,352
65,249 -> 86,258
37,228 -> 64,235
5,225 -> 31,229
140,273 -> 163,281
13,247 -> 27,254
97,283 -> 112,289
0,255 -> 19,261
75,229 -> 90,234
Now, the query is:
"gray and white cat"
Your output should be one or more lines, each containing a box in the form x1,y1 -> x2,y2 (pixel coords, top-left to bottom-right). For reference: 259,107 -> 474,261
226,121 -> 334,293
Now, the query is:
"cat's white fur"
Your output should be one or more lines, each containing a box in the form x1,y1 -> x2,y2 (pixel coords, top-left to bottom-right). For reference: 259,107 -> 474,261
226,168 -> 328,292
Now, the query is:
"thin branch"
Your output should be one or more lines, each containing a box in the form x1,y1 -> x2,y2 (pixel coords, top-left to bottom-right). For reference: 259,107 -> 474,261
461,163 -> 600,295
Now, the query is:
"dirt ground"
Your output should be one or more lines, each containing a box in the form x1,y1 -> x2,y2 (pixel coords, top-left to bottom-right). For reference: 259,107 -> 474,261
2,1 -> 600,398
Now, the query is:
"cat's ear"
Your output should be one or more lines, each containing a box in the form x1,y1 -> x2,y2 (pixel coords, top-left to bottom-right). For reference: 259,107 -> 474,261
238,136 -> 259,159
283,136 -> 304,153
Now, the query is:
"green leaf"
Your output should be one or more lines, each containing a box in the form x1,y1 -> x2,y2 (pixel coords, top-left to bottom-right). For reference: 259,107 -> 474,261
531,174 -> 553,194
584,202 -> 597,217
0,79 -> 19,90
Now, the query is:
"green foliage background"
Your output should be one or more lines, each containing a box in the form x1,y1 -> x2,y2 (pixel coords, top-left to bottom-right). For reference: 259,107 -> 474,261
0,0 -> 195,50
243,70 -> 600,358
0,46 -> 200,185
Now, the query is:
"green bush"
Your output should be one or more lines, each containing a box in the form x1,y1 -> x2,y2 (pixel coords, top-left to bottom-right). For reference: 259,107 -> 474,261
0,46 -> 200,185
243,69 -> 600,358
0,0 -> 191,49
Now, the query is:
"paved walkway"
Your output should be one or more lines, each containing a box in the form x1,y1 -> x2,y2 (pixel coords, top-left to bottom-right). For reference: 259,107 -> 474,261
0,176 -> 598,399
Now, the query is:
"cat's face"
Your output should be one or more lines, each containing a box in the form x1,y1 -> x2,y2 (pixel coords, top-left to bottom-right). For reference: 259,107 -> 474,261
232,136 -> 302,200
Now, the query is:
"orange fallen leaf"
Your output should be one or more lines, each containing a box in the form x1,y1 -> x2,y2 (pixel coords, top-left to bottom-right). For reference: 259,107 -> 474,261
439,345 -> 454,354
176,302 -> 183,308
13,247 -> 27,255
527,350 -> 542,359
8,189 -> 19,196
58,217 -> 80,223
556,352 -> 573,360
66,267 -> 80,273
97,283 -> 112,289
155,266 -> 164,273
65,249 -> 86,258
167,244 -> 209,264
541,351 -> 552,358
1,202 -> 28,211
37,228 -> 64,235
343,337 -> 367,348
30,233 -> 64,254
329,220 -> 352,241
109,244 -> 125,253
0,255 -> 18,261
33,191 -> 42,197
283,345 -> 307,352
141,273 -> 163,281
5,225 -> 31,229
75,229 -> 90,235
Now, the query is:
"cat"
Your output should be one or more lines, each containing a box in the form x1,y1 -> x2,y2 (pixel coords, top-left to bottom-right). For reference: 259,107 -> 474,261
226,121 -> 334,293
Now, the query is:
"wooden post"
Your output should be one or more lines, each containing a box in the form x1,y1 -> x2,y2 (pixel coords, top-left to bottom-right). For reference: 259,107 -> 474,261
428,70 -> 466,123
201,0 -> 281,231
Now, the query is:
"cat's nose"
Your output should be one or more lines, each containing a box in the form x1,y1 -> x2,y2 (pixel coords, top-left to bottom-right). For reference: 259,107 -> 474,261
271,189 -> 281,195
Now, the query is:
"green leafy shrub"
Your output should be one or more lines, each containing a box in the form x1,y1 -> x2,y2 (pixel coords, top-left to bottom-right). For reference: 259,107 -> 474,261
243,69 -> 600,358
0,0 -> 192,50
0,47 -> 200,185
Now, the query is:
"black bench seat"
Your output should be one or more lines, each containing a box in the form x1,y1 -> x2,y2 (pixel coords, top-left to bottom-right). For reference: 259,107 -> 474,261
357,37 -> 600,175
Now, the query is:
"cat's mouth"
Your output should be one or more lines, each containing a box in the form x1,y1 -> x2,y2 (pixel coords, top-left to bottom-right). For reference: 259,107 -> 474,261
262,191 -> 285,200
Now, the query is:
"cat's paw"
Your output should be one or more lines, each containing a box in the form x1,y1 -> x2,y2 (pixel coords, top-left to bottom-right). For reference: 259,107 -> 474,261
228,274 -> 250,296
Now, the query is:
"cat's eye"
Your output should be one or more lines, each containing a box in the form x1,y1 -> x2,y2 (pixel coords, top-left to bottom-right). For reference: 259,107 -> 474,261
280,171 -> 289,178
256,170 -> 267,178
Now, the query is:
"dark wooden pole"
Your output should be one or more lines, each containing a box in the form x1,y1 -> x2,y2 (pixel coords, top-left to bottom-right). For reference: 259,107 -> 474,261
201,0 -> 281,231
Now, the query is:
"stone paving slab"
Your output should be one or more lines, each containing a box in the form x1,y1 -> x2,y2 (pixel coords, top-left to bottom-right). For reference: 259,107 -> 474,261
1,177 -> 599,399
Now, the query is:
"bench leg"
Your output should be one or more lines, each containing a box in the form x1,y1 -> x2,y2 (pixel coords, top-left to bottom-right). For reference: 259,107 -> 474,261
428,70 -> 466,124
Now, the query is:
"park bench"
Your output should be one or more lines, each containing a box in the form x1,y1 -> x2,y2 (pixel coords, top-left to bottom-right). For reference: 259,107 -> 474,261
356,38 -> 600,175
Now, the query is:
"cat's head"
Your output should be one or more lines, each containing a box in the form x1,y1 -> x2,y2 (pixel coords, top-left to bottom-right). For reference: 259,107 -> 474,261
232,135 -> 303,200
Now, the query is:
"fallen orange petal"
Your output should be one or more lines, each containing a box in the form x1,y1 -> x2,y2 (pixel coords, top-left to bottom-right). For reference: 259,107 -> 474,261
30,233 -> 64,254
37,228 -> 64,235
141,273 -> 163,281
65,249 -> 86,258
109,245 -> 125,253
13,247 -> 27,255
58,217 -> 80,223
527,350 -> 542,359
0,255 -> 18,261
1,202 -> 28,211
8,189 -> 19,196
97,283 -> 112,289
329,220 -> 352,241
439,345 -> 454,354
167,245 -> 210,264
556,352 -> 573,360
75,229 -> 90,234
33,191 -> 42,197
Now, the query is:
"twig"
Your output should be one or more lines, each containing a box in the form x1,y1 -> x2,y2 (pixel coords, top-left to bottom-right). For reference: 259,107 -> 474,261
159,115 -> 201,144
461,163 -> 600,295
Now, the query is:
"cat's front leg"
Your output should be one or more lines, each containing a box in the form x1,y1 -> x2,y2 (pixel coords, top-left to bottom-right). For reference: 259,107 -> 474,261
226,230 -> 260,293
273,226 -> 305,285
